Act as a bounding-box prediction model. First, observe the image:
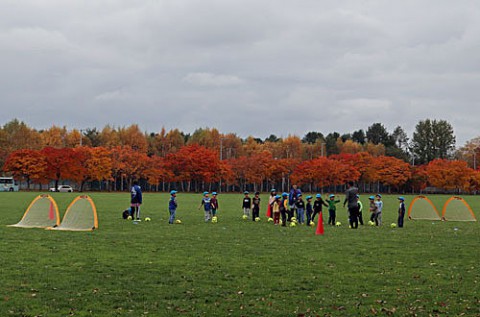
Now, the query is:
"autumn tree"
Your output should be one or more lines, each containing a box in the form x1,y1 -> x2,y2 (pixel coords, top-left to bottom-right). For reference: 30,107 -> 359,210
165,144 -> 223,192
0,120 -> 42,167
118,124 -> 148,153
41,147 -> 83,190
41,125 -> 68,148
425,159 -> 473,192
372,156 -> 412,191
3,149 -> 46,189
73,147 -> 114,191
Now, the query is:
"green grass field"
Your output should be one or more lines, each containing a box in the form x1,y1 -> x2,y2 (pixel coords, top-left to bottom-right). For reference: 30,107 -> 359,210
1,192 -> 479,317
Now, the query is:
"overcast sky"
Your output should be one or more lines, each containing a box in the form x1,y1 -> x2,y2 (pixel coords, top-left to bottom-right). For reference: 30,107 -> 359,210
1,1 -> 479,146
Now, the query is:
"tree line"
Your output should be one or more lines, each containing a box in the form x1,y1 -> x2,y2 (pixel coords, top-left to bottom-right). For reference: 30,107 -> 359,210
1,119 -> 479,193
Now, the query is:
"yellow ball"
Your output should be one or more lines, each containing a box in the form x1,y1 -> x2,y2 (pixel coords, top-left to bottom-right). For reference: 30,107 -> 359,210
309,221 -> 315,227
335,221 -> 341,226
255,217 -> 261,222
212,217 -> 218,223
390,223 -> 397,228
242,215 -> 248,220
267,217 -> 274,222
144,217 -> 151,222
290,222 -> 297,227
127,216 -> 132,220
175,219 -> 182,224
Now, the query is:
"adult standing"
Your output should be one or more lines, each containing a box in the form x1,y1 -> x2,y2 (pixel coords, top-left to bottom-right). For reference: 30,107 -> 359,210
288,184 -> 301,221
343,181 -> 359,229
130,180 -> 143,221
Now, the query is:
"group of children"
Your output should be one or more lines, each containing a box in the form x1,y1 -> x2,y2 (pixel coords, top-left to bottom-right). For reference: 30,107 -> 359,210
163,188 -> 407,228
264,190 -> 341,226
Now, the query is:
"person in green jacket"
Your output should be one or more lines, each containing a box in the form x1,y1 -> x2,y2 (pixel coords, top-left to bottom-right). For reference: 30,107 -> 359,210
357,194 -> 364,225
327,194 -> 341,225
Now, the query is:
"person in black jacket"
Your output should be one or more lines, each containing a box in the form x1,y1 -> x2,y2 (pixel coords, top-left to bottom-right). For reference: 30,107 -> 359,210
311,193 -> 328,222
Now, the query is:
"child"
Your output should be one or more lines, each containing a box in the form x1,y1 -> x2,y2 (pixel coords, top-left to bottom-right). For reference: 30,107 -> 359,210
374,194 -> 383,226
242,191 -> 251,217
199,191 -> 212,222
211,192 -> 219,217
312,194 -> 328,222
267,188 -> 276,218
357,195 -> 364,225
252,192 -> 261,221
369,196 -> 377,224
295,193 -> 305,224
327,194 -> 340,225
272,195 -> 281,225
305,196 -> 313,226
398,196 -> 406,228
280,192 -> 289,226
168,190 -> 178,224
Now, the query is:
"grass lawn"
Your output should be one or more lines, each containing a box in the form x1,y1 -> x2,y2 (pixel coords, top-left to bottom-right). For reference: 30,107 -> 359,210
0,192 -> 479,316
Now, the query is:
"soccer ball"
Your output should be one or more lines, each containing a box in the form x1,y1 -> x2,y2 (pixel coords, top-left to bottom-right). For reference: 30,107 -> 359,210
255,217 -> 261,222
290,222 -> 297,227
390,223 -> 397,228
242,215 -> 248,220
144,217 -> 151,222
368,221 -> 375,226
175,219 -> 182,224
127,216 -> 132,220
309,221 -> 315,227
335,221 -> 342,227
291,217 -> 297,222
267,217 -> 274,223
212,216 -> 218,223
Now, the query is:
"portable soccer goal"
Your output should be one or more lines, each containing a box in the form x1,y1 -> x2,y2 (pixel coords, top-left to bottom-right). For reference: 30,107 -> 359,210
50,195 -> 98,231
442,196 -> 477,222
408,195 -> 442,221
8,194 -> 60,228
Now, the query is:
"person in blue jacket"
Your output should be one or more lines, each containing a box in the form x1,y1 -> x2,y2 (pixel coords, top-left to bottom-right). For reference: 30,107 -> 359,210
130,180 -> 143,221
169,190 -> 178,224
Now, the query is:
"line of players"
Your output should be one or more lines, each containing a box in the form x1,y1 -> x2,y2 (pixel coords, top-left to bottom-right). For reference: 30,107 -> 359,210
196,189 -> 388,227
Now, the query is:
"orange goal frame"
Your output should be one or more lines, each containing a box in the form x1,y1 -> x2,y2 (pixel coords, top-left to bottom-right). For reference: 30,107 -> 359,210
441,196 -> 477,222
407,195 -> 442,220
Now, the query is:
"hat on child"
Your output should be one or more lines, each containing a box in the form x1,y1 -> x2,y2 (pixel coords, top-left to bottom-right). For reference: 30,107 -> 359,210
316,194 -> 321,198
282,192 -> 288,197
369,196 -> 375,200
203,191 -> 209,196
244,191 -> 249,194
170,190 -> 177,195
398,196 -> 405,201
212,192 -> 217,195
329,194 -> 335,198
306,195 -> 313,200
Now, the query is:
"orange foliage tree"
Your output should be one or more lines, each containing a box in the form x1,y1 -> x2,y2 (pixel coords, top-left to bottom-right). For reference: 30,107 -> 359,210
425,159 -> 475,192
372,156 -> 412,191
41,147 -> 83,190
3,149 -> 46,189
165,144 -> 224,192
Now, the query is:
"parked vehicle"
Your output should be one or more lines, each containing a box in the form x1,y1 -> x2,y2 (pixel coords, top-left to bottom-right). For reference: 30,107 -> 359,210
49,185 -> 74,193
0,177 -> 19,192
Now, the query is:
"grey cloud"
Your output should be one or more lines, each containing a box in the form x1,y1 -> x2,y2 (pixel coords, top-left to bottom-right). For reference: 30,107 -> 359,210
1,0 -> 479,145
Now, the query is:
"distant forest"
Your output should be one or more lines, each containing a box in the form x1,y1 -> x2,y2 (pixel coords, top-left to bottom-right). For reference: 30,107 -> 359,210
1,119 -> 479,193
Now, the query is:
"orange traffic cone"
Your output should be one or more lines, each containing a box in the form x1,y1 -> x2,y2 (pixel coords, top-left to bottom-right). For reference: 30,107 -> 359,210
315,212 -> 324,235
